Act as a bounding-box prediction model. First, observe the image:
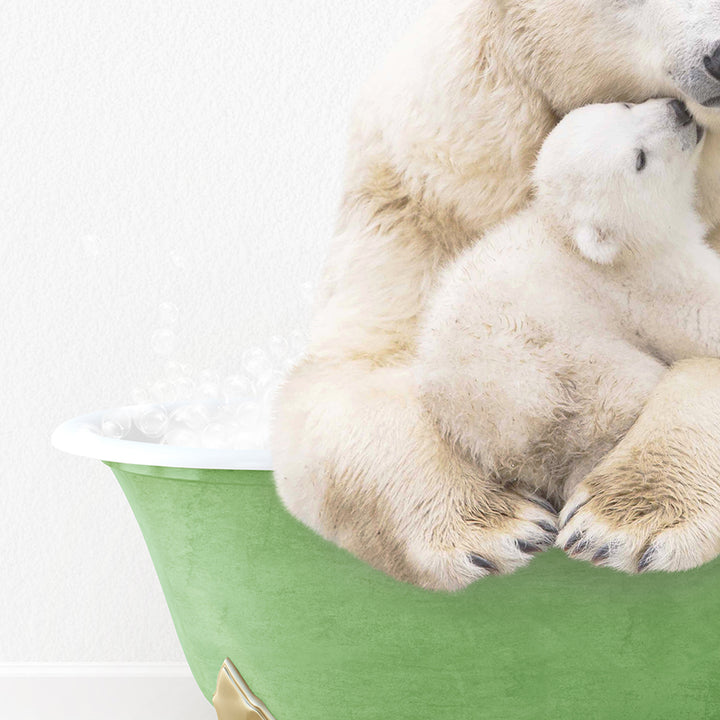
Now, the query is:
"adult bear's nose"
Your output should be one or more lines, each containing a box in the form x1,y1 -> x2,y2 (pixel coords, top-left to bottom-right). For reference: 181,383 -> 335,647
704,43 -> 720,81
669,98 -> 693,126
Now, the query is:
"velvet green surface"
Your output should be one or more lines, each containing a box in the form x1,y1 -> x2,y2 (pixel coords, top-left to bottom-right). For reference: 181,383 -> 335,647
107,462 -> 720,719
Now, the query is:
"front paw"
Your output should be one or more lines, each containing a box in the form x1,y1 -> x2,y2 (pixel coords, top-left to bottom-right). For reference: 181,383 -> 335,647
556,358 -> 720,574
556,479 -> 720,574
411,490 -> 559,590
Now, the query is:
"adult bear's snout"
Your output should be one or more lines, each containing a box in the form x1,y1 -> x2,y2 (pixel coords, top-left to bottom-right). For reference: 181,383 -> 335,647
669,98 -> 693,126
704,43 -> 720,82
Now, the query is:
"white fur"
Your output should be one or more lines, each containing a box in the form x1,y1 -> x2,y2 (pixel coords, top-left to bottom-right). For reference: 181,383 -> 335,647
416,99 -> 715,502
272,0 -> 720,590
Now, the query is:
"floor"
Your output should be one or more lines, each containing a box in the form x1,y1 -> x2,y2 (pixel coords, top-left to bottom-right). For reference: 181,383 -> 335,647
0,675 -> 217,720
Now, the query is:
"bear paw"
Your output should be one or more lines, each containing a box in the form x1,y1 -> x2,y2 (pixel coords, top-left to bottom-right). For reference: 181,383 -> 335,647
556,482 -> 720,574
410,490 -> 559,590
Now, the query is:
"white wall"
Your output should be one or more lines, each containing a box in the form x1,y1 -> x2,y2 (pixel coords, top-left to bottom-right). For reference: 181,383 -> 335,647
0,0 -> 426,668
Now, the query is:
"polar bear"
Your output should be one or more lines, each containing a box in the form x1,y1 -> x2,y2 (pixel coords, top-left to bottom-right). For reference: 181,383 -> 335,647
272,0 -> 720,590
417,98 -> 720,581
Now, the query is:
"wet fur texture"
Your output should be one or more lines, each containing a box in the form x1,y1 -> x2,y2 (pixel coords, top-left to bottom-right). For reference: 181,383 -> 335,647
272,0 -> 720,590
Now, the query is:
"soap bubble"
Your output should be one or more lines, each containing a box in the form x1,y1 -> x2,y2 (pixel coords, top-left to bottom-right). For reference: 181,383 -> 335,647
300,280 -> 315,304
170,403 -> 210,431
198,368 -> 220,385
135,405 -> 169,438
195,381 -> 221,403
268,335 -> 289,361
233,399 -> 263,432
174,376 -> 195,401
253,367 -> 276,393
254,425 -> 271,449
162,427 -> 199,448
228,429 -> 258,449
222,374 -> 252,403
242,347 -> 268,378
289,329 -> 306,357
151,379 -> 178,403
259,364 -> 283,386
163,360 -> 185,381
281,357 -> 298,375
130,386 -> 150,405
213,404 -> 239,424
201,421 -> 231,449
157,301 -> 179,326
260,382 -> 281,411
101,408 -> 132,439
126,329 -> 306,450
151,328 -> 177,357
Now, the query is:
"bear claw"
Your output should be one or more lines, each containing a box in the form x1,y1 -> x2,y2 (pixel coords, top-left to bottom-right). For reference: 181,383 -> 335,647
638,545 -> 656,573
516,540 -> 543,554
569,537 -> 591,556
563,531 -> 584,552
592,545 -> 611,564
527,495 -> 558,515
535,519 -> 559,535
469,554 -> 499,573
560,500 -> 589,529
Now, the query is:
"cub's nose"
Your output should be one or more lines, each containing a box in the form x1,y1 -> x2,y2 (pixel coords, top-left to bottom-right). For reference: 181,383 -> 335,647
669,98 -> 693,126
705,43 -> 720,82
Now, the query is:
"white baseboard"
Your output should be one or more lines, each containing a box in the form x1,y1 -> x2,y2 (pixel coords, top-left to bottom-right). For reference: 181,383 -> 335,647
0,662 -> 193,677
0,663 -> 217,720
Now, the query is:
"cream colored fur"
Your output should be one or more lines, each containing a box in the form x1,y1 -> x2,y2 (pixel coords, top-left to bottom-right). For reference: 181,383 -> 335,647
272,0 -> 720,590
418,99 -> 720,576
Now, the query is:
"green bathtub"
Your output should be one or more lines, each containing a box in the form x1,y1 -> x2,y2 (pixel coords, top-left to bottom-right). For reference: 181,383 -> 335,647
54,409 -> 720,719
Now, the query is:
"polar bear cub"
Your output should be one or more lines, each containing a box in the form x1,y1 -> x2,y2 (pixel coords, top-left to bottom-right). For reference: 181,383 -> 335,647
417,98 -> 720,577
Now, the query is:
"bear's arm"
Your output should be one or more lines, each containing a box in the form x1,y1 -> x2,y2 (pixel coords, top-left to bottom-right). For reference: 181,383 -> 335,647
636,243 -> 720,362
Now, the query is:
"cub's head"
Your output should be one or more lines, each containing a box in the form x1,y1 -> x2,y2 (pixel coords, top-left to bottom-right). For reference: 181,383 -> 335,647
533,98 -> 706,265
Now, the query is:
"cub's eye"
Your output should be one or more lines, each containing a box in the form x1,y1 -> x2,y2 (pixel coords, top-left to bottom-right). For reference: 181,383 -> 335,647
636,149 -> 647,172
623,103 -> 632,109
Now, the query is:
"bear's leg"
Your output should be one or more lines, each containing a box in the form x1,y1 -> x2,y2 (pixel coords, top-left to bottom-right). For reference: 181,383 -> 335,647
272,356 -> 558,590
557,358 -> 720,573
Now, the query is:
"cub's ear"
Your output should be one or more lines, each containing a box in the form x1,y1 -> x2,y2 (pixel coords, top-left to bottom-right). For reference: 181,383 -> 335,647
573,225 -> 621,265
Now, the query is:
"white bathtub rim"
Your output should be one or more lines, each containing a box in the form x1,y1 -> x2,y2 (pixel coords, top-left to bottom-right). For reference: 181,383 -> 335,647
52,405 -> 274,471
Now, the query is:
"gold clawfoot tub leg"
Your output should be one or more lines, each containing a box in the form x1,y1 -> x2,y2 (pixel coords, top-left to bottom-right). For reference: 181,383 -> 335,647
213,658 -> 277,720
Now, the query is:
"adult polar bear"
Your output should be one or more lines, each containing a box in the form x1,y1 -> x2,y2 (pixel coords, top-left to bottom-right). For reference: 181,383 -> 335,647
272,0 -> 720,590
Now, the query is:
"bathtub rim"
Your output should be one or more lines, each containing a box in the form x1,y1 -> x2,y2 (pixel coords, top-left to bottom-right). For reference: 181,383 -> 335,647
51,404 -> 273,470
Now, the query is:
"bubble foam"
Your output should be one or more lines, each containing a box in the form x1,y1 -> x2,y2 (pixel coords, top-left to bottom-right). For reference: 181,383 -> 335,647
122,327 -> 308,450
